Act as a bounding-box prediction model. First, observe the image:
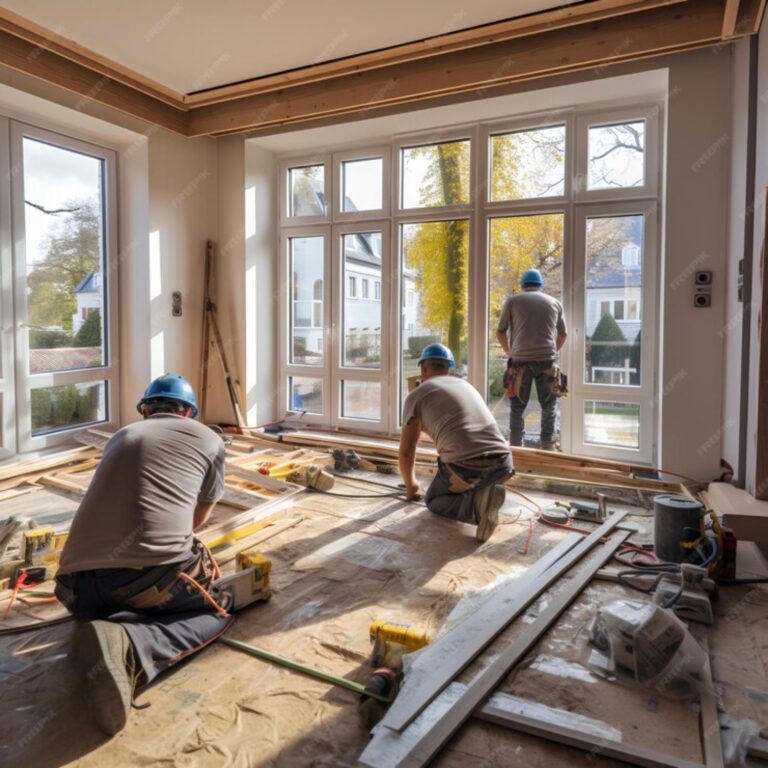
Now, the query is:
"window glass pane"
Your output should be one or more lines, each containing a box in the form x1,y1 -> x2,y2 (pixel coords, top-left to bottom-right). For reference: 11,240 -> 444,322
341,380 -> 381,421
290,235 -> 324,365
585,215 -> 643,387
22,138 -> 106,374
343,232 -> 381,369
31,381 -> 106,436
584,400 -> 640,449
342,158 -> 382,212
400,220 -> 468,415
588,121 -> 645,190
490,125 -> 565,201
401,140 -> 470,208
289,376 -> 323,415
289,165 -> 325,216
488,214 -> 564,444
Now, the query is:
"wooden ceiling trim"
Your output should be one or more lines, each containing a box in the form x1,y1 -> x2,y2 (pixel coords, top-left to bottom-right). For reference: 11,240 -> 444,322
186,0 -> 724,137
0,30 -> 188,134
0,8 -> 184,108
183,0 -> 687,107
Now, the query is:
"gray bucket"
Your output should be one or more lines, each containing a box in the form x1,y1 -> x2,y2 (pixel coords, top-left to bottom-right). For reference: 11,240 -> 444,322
653,494 -> 703,563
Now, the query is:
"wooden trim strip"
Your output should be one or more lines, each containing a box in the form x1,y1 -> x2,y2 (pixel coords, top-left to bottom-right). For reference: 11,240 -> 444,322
359,529 -> 629,768
187,0 -> 724,137
722,0 -> 743,35
475,691 -> 706,768
184,0 -> 687,106
734,0 -> 767,34
0,7 -> 184,106
375,532 -> 583,732
379,514 -> 628,733
0,30 -> 187,134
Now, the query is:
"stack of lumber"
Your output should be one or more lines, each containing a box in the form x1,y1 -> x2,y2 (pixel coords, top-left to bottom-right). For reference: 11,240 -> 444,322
0,431 -> 311,592
248,428 -> 693,495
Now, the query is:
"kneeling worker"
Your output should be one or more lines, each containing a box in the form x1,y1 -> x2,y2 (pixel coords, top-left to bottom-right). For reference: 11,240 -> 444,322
55,373 -> 233,735
399,344 -> 514,541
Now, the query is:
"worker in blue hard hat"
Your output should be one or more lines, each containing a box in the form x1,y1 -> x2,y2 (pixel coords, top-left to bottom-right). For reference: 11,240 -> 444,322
495,268 -> 567,450
55,373 -> 232,736
399,344 -> 514,542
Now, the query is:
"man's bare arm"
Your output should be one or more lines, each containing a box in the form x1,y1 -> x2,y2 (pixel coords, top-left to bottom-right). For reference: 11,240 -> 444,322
398,417 -> 423,501
556,333 -> 567,351
496,330 -> 510,357
193,502 -> 216,530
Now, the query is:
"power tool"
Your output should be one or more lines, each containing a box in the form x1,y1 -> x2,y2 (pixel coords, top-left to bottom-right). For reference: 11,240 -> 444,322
211,550 -> 271,611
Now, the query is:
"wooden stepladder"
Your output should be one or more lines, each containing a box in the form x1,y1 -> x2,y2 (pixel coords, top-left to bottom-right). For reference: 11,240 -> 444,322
199,239 -> 246,431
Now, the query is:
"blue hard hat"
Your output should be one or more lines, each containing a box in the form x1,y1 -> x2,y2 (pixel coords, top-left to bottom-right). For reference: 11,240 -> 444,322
137,373 -> 199,417
521,268 -> 543,288
417,343 -> 456,369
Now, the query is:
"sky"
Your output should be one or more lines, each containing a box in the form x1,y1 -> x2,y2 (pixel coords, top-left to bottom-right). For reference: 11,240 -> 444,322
22,137 -> 102,267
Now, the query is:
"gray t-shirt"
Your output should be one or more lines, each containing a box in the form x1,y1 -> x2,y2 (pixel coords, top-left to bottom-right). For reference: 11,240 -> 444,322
402,376 -> 509,464
58,414 -> 225,574
497,290 -> 566,362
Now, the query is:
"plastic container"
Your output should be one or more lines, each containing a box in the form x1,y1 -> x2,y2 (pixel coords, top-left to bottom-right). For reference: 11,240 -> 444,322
653,494 -> 703,563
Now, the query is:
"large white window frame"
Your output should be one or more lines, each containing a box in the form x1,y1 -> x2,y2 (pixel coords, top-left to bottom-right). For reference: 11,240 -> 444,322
6,120 -> 120,453
277,103 -> 662,464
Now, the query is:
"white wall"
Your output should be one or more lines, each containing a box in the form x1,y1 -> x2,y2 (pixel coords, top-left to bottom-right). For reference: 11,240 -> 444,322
144,129 -> 218,416
659,47 -> 731,480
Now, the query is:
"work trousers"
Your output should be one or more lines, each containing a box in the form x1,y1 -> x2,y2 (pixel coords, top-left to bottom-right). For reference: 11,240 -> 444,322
55,543 -> 233,686
425,453 -> 514,524
508,360 -> 558,449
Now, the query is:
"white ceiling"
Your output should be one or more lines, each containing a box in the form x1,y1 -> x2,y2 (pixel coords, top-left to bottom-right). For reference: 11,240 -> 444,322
2,0 -> 572,94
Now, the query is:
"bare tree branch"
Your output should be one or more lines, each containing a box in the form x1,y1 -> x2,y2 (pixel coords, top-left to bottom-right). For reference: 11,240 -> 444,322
25,200 -> 81,215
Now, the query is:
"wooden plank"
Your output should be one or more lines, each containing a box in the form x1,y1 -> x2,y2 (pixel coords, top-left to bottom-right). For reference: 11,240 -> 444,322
698,635 -> 724,768
360,530 -> 629,767
722,0 -> 742,36
226,465 -> 303,495
0,448 -> 96,483
200,497 -> 296,550
755,188 -> 768,500
185,0 -> 685,106
475,690 -> 705,768
0,7 -> 184,106
379,515 -> 627,733
376,533 -> 582,731
702,483 -> 768,542
187,1 -> 723,136
735,0 -> 767,34
209,515 -> 304,565
0,30 -> 187,134
37,475 -> 88,495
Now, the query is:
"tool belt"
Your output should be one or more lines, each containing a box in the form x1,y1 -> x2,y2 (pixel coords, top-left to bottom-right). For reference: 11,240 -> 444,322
503,361 -> 568,398
116,538 -> 218,610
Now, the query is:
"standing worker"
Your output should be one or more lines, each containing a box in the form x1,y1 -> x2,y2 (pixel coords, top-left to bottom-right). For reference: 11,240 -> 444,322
399,344 -> 513,542
496,268 -> 567,450
55,373 -> 233,736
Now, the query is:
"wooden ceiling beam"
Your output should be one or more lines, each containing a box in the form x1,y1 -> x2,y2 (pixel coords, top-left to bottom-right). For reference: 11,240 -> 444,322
0,8 -> 184,107
723,0 -> 743,35
187,0 -> 725,137
184,0 -> 687,107
0,30 -> 187,134
733,0 -> 767,34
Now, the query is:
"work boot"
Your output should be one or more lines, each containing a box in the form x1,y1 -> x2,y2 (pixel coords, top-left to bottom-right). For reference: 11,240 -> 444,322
474,484 -> 506,542
76,620 -> 138,735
